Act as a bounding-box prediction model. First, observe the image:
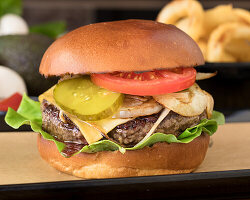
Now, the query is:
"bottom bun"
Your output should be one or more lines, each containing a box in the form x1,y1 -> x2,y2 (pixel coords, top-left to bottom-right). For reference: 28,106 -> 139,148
37,134 -> 210,179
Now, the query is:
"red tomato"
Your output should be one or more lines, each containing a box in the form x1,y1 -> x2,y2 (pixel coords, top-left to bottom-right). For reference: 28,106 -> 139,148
0,93 -> 22,111
91,68 -> 196,96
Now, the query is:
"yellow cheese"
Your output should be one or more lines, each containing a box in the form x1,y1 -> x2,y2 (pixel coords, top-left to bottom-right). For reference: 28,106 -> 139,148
39,87 -> 132,144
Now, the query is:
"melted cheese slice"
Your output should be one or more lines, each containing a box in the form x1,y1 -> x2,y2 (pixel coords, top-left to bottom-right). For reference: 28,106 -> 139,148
39,87 -> 132,144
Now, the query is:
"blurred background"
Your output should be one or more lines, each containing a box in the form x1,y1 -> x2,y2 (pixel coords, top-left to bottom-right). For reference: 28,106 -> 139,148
0,0 -> 249,131
22,0 -> 249,29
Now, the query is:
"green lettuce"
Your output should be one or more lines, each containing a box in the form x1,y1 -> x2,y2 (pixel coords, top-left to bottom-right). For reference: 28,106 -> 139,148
30,21 -> 67,39
5,94 -> 225,157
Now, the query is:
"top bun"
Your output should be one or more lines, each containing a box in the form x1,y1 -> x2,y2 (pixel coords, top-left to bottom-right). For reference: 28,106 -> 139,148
40,19 -> 204,76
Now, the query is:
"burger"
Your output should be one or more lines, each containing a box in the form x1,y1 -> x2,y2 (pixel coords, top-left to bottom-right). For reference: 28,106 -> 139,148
5,19 -> 224,179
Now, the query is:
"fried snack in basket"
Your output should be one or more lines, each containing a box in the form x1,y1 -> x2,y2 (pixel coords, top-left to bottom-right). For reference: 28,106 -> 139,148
156,0 -> 204,41
234,8 -> 250,24
197,39 -> 208,60
207,23 -> 250,62
204,5 -> 250,39
157,0 -> 250,62
204,5 -> 237,39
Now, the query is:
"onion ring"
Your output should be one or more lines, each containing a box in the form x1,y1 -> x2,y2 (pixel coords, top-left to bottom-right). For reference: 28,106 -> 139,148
204,5 -> 250,39
197,39 -> 208,59
204,5 -> 236,38
156,0 -> 204,41
234,8 -> 250,25
207,22 -> 250,62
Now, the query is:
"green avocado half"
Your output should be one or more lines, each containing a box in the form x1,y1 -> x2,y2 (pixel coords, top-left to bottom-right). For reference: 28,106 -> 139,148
0,34 -> 58,96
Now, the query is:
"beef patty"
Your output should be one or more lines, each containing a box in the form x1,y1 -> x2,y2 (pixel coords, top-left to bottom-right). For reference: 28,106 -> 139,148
42,100 -> 206,147
109,111 -> 206,147
42,100 -> 88,145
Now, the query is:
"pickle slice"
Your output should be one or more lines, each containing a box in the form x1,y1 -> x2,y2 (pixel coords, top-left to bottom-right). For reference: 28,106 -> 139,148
53,77 -> 123,121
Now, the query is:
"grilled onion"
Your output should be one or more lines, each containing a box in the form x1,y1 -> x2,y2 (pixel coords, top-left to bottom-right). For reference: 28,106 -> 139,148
196,72 -> 217,80
153,84 -> 213,117
202,90 -> 214,118
113,95 -> 163,118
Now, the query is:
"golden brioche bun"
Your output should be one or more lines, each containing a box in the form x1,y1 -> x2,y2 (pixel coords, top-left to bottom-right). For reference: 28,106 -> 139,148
39,19 -> 204,76
37,133 -> 210,179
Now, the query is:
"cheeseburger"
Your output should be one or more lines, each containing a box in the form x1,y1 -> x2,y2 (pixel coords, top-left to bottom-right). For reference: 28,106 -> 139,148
5,19 -> 224,179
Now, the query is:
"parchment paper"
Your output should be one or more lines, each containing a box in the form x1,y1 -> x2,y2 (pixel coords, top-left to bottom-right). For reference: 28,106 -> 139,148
0,123 -> 250,185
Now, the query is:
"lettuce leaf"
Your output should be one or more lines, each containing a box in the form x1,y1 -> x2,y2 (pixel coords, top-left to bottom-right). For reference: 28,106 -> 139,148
5,94 -> 225,157
212,110 -> 225,125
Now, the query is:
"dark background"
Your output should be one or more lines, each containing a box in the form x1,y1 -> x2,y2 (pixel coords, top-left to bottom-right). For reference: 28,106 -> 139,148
22,0 -> 250,30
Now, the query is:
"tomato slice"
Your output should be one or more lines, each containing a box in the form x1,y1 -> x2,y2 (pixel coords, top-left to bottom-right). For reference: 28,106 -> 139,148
0,92 -> 22,111
91,68 -> 196,96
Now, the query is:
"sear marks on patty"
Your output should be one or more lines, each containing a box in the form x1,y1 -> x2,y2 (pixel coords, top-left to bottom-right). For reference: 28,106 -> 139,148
108,111 -> 207,147
61,142 -> 86,158
41,100 -> 206,148
42,100 -> 87,145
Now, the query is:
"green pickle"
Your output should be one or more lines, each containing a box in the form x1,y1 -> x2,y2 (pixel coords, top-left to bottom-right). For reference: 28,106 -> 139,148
53,77 -> 123,121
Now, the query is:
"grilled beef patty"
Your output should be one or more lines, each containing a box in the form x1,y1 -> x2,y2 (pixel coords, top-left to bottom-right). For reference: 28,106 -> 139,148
42,100 -> 206,147
109,111 -> 206,147
42,100 -> 88,145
